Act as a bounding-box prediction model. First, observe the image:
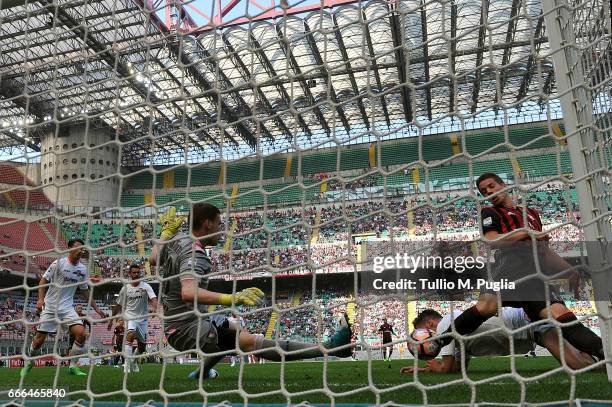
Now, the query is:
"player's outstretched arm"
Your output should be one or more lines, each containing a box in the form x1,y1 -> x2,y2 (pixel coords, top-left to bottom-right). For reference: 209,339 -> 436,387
79,289 -> 106,318
180,279 -> 264,306
36,276 -> 48,313
148,296 -> 160,321
107,304 -> 121,330
400,356 -> 460,374
483,229 -> 531,247
148,297 -> 159,314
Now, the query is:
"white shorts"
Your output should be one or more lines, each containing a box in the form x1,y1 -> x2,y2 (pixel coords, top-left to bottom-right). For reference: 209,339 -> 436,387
37,308 -> 82,334
127,319 -> 148,343
501,307 -> 553,342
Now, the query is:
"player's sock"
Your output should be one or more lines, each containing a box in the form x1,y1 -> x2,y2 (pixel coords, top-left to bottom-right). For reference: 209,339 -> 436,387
438,305 -> 488,346
20,343 -> 40,376
125,344 -> 133,362
557,312 -> 604,360
69,341 -> 86,368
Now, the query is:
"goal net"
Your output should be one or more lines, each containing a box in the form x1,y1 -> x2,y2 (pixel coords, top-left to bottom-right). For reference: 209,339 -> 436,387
0,0 -> 610,404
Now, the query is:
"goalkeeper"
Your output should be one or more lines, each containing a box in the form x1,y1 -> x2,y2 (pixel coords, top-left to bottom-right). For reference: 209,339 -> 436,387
150,203 -> 353,380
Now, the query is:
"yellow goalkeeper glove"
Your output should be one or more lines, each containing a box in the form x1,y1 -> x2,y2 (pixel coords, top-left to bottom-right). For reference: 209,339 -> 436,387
159,207 -> 185,240
220,287 -> 265,306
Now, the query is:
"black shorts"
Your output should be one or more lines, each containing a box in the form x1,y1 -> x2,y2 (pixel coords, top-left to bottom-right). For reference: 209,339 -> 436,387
492,245 -> 562,282
479,246 -> 570,321
382,338 -> 392,345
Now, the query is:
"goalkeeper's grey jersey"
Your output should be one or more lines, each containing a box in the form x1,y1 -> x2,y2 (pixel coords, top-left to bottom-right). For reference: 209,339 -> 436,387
117,282 -> 156,321
159,234 -> 212,323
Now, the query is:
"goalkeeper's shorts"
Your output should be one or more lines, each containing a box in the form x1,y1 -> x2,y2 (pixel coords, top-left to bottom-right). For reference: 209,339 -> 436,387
166,318 -> 219,354
165,315 -> 232,354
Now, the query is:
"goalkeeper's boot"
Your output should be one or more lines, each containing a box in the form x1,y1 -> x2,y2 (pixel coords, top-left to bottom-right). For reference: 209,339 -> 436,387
324,313 -> 353,358
68,366 -> 87,376
20,360 -> 33,377
131,359 -> 140,373
188,368 -> 218,380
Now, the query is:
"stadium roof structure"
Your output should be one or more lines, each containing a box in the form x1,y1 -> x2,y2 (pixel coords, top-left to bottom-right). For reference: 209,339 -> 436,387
0,0 -> 569,165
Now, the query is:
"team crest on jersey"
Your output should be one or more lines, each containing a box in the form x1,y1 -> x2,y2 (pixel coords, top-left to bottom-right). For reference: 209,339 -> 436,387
483,217 -> 493,226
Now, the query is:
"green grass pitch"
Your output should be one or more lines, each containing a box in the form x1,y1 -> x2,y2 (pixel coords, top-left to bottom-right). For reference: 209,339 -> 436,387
2,357 -> 611,405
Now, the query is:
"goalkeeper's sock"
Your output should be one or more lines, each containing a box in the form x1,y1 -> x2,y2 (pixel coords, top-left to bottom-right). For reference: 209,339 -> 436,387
254,336 -> 325,361
69,341 -> 86,367
437,305 -> 488,346
557,312 -> 604,360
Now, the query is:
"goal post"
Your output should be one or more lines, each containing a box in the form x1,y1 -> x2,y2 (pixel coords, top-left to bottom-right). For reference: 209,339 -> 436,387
541,0 -> 612,381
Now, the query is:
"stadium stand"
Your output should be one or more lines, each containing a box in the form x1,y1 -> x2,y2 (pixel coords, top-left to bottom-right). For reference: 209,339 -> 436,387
120,124 -> 567,201
0,164 -> 53,210
0,217 -> 63,252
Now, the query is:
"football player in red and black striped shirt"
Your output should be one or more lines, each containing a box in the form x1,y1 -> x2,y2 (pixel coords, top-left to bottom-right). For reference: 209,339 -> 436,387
378,318 -> 396,361
439,173 -> 604,362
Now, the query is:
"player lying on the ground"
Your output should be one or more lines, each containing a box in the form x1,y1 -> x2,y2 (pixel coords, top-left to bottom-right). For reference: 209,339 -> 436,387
21,238 -> 106,378
402,308 -> 595,374
437,172 -> 605,363
108,263 -> 158,373
150,204 -> 353,380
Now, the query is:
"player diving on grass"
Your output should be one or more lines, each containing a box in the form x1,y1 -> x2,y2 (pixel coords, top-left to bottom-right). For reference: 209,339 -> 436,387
108,263 -> 158,373
435,173 -> 605,364
149,204 -> 353,381
21,238 -> 107,377
401,308 -> 595,374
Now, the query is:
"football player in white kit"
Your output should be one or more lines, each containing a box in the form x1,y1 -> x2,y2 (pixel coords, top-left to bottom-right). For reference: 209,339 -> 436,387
401,307 -> 595,374
21,238 -> 107,377
108,263 -> 157,373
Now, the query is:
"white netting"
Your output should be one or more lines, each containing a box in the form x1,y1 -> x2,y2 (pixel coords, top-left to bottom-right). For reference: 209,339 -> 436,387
0,0 -> 611,404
